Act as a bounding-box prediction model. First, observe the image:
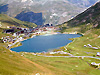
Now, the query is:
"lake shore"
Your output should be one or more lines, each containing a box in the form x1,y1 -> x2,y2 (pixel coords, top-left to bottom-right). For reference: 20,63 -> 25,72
10,33 -> 81,53
9,32 -> 58,50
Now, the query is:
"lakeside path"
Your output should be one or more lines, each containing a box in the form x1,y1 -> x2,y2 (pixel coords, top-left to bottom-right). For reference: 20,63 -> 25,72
37,55 -> 100,60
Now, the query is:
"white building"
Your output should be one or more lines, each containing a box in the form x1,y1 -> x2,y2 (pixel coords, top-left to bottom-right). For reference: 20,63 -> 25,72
87,44 -> 92,47
13,33 -> 17,37
97,52 -> 100,56
91,62 -> 100,67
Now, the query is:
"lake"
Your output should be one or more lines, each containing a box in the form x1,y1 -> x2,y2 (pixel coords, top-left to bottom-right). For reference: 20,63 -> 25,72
11,34 -> 81,52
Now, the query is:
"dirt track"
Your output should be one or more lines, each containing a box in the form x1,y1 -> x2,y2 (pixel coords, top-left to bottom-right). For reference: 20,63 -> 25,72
23,57 -> 55,75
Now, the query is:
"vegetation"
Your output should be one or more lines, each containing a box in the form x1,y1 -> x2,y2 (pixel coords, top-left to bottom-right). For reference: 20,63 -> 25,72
0,47 -> 43,75
0,14 -> 37,28
23,53 -> 100,75
65,29 -> 100,56
53,1 -> 100,73
0,14 -> 38,75
0,1 -> 100,75
58,2 -> 100,57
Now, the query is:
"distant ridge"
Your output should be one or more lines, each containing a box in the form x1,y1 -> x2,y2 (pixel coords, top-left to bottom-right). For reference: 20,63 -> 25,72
0,14 -> 37,28
0,0 -> 99,25
15,11 -> 44,25
67,1 -> 100,28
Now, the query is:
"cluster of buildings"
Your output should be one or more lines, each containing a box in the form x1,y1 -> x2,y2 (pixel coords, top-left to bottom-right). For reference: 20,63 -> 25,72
84,44 -> 99,49
84,44 -> 100,57
5,24 -> 58,36
4,27 -> 31,37
1,36 -> 16,43
2,24 -> 58,48
1,36 -> 23,48
31,24 -> 58,35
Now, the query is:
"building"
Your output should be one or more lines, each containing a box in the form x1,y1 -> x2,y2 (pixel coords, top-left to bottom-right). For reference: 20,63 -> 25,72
97,52 -> 100,56
4,29 -> 14,33
87,44 -> 92,47
91,62 -> 100,68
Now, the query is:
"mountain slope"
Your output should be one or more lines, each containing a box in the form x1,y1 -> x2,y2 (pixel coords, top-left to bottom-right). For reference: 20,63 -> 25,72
7,0 -> 83,25
0,48 -> 36,75
68,0 -> 99,7
15,11 -> 44,25
60,1 -> 100,33
58,2 -> 100,67
0,0 -> 99,25
0,4 -> 8,14
0,45 -> 56,75
0,14 -> 37,28
68,1 -> 100,27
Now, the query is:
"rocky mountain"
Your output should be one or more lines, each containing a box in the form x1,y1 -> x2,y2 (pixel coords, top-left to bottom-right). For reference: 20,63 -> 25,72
68,0 -> 100,7
0,14 -> 37,28
0,4 -> 8,14
15,11 -> 44,25
60,1 -> 100,33
67,1 -> 100,27
0,0 -> 99,25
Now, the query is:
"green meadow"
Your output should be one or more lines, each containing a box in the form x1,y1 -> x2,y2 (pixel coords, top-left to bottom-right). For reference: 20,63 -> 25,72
23,53 -> 100,75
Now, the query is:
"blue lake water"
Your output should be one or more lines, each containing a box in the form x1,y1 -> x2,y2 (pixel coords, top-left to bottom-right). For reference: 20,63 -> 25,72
11,34 -> 81,52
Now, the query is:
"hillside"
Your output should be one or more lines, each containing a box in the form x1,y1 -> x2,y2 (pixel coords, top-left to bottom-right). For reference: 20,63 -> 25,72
0,0 -> 98,25
67,1 -> 100,27
1,46 -> 100,75
58,1 -> 100,64
60,1 -> 100,33
0,14 -> 37,28
0,14 -> 40,75
15,11 -> 44,25
0,47 -> 38,75
68,0 -> 99,7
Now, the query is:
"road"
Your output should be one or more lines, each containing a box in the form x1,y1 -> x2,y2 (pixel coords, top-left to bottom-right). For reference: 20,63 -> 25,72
37,55 -> 100,60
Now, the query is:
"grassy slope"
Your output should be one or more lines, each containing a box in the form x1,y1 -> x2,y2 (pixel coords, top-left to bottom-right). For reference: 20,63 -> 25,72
0,28 -> 40,75
0,14 -> 38,75
66,29 -> 100,56
0,14 -> 37,28
24,53 -> 100,75
1,27 -> 100,75
38,2 -> 100,74
0,46 -> 40,75
58,2 -> 100,56
0,28 -> 50,75
66,2 -> 100,28
59,2 -> 100,33
1,38 -> 100,75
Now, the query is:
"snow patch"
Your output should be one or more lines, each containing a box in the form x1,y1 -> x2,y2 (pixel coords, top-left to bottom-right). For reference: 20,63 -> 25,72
52,13 -> 58,16
21,0 -> 27,2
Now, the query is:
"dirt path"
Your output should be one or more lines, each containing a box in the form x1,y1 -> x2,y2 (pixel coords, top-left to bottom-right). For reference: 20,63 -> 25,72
23,57 -> 54,75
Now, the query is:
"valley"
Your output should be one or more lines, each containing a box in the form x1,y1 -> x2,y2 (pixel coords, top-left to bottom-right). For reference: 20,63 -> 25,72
0,0 -> 99,25
0,0 -> 100,75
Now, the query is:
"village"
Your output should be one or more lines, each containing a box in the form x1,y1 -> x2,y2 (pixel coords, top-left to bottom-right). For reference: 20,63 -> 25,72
1,24 -> 59,48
